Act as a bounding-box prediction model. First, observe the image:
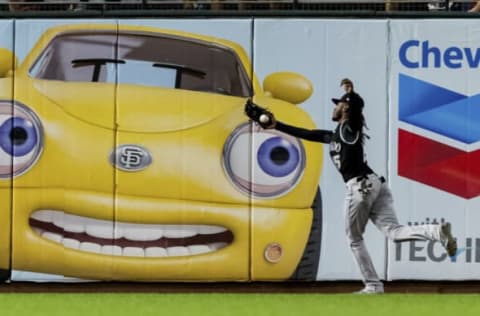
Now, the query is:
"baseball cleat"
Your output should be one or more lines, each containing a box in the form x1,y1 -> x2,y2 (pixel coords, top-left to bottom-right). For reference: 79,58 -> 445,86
440,223 -> 457,257
354,283 -> 384,294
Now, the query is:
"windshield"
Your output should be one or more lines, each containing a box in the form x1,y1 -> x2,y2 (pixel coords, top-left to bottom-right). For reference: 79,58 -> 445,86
30,32 -> 251,97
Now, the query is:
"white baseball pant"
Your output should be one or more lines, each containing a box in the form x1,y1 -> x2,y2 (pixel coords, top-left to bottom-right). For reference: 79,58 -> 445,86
344,173 -> 443,287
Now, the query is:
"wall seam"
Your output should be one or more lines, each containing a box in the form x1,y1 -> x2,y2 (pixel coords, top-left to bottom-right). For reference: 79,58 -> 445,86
384,18 -> 392,282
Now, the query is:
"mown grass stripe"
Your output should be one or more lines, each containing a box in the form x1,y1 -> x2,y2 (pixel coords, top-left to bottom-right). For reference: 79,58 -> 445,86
0,293 -> 479,316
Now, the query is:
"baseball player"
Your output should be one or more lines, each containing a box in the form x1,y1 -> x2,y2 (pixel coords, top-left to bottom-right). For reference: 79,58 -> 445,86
245,91 -> 457,294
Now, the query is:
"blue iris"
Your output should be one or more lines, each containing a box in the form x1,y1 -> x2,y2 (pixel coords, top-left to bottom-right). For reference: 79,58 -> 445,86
0,117 -> 37,157
257,137 -> 299,177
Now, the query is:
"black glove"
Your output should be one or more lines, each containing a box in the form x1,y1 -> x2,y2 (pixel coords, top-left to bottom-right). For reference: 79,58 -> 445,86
244,99 -> 276,129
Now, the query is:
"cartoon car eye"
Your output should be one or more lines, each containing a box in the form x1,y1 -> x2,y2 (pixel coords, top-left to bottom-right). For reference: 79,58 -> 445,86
0,101 -> 43,178
223,122 -> 305,198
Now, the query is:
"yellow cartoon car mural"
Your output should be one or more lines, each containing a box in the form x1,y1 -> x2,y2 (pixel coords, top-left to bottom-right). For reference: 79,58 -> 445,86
0,24 -> 322,281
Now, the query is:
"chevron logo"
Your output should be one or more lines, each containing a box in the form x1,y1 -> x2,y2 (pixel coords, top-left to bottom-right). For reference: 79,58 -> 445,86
398,74 -> 480,199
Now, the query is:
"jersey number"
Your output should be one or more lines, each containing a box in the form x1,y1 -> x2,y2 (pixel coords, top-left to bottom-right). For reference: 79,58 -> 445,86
332,154 -> 341,170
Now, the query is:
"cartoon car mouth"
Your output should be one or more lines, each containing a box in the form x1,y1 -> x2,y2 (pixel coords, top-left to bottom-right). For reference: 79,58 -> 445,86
29,210 -> 233,258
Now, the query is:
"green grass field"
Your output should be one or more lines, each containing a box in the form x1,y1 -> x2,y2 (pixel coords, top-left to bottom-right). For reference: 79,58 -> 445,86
0,294 -> 479,316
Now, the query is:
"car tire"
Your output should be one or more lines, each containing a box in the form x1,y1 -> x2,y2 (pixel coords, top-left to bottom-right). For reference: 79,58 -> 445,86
0,269 -> 10,283
289,187 -> 322,281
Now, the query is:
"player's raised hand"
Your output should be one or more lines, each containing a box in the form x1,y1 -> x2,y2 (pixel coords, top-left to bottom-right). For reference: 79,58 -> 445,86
244,99 -> 276,129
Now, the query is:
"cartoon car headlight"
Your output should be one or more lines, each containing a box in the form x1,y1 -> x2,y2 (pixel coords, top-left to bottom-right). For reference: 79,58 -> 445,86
0,101 -> 43,178
223,122 -> 305,198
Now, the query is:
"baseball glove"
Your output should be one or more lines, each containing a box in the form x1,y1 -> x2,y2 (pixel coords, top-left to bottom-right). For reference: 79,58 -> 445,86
244,99 -> 276,129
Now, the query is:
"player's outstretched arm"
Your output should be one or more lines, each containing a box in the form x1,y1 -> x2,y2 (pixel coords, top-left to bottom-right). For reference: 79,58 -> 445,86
275,121 -> 332,144
244,99 -> 332,143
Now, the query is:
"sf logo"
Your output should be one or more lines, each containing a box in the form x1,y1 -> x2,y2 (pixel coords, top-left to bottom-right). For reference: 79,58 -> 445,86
120,147 -> 144,168
110,145 -> 152,171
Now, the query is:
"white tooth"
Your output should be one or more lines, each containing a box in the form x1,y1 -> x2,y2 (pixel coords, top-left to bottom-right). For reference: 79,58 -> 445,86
114,226 -> 124,239
188,245 -> 212,255
145,247 -> 168,257
42,232 -> 63,243
86,224 -> 115,239
64,223 -> 85,234
84,218 -> 112,227
120,223 -> 163,241
52,211 -> 64,228
102,245 -> 122,256
166,246 -> 189,257
80,242 -> 102,254
31,210 -> 54,223
123,247 -> 145,257
163,225 -> 196,238
63,238 -> 80,250
198,225 -> 227,235
208,242 -> 228,251
63,214 -> 86,233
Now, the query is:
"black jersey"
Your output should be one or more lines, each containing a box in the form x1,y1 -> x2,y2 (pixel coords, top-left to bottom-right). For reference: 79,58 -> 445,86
275,120 -> 373,182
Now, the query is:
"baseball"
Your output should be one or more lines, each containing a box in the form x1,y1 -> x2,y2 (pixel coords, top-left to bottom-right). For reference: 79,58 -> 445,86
259,114 -> 270,124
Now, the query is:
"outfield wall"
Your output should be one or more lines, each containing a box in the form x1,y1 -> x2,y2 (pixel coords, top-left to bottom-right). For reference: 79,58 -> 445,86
0,19 -> 478,282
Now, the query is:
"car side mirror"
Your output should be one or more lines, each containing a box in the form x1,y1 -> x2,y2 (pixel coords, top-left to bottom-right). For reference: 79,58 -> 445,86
0,48 -> 17,78
263,72 -> 313,104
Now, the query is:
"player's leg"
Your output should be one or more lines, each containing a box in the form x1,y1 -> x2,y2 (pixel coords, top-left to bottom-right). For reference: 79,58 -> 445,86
344,177 -> 383,293
370,184 -> 457,256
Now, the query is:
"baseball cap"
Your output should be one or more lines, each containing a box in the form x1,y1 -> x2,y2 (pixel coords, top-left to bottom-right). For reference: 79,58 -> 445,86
331,92 -> 364,108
